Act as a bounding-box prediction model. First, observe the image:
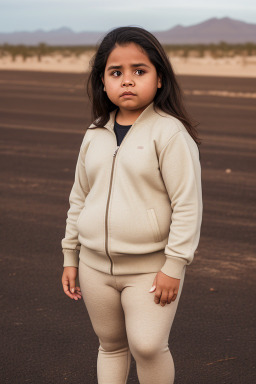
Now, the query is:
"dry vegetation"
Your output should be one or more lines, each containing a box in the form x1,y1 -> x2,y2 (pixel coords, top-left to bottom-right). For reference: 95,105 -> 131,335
1,42 -> 256,77
1,42 -> 256,62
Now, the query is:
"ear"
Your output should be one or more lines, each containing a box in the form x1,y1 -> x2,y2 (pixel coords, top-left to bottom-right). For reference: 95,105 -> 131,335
157,74 -> 162,88
101,76 -> 106,91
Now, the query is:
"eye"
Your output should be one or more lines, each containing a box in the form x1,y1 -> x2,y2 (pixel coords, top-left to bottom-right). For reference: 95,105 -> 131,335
135,69 -> 145,75
111,70 -> 121,77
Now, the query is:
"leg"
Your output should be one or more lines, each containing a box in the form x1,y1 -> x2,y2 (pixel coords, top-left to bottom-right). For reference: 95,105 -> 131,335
78,261 -> 131,384
120,267 -> 186,384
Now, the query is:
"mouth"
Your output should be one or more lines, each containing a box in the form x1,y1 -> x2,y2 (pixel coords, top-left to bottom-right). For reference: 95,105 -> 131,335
120,92 -> 136,97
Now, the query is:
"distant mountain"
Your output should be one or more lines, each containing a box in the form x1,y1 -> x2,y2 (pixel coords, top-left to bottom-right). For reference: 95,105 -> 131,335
0,17 -> 255,45
153,17 -> 256,44
0,28 -> 104,45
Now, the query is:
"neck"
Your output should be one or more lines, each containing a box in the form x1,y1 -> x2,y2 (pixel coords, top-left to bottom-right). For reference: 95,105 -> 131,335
115,105 -> 151,125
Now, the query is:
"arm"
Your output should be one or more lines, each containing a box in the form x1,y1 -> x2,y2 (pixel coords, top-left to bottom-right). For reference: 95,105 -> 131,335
158,129 -> 203,280
61,139 -> 90,268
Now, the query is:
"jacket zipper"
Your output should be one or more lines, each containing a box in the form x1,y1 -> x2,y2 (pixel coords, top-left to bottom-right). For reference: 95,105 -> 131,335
105,145 -> 120,274
104,114 -> 137,274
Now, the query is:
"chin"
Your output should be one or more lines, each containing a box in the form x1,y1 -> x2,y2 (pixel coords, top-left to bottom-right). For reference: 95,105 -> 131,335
116,102 -> 138,110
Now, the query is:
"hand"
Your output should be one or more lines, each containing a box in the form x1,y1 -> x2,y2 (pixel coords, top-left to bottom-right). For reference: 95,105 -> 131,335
62,267 -> 82,301
149,271 -> 180,307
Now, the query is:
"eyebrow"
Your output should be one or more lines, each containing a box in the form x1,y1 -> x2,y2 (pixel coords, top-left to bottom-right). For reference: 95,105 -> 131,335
107,63 -> 150,71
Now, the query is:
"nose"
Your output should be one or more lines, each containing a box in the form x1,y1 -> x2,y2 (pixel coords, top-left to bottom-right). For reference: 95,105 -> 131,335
122,77 -> 135,87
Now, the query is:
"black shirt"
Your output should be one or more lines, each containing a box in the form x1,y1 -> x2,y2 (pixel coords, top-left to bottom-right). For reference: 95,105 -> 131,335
114,121 -> 132,146
114,111 -> 132,146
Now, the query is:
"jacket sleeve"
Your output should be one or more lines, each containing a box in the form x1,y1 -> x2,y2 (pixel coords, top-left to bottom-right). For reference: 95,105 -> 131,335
158,130 -> 203,279
61,139 -> 90,268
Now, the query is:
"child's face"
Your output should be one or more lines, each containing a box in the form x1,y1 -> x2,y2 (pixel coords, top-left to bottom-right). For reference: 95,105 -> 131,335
102,42 -> 162,114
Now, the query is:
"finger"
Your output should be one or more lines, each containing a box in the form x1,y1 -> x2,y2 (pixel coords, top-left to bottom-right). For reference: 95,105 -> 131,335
149,285 -> 156,293
63,281 -> 79,300
73,291 -> 82,299
63,282 -> 70,293
154,289 -> 162,304
71,286 -> 83,300
171,293 -> 177,302
160,291 -> 168,307
69,279 -> 76,294
75,285 -> 82,291
149,276 -> 157,292
73,286 -> 82,295
167,291 -> 174,304
63,283 -> 73,299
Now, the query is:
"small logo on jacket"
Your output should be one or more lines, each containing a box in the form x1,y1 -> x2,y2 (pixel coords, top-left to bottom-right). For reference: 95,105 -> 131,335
137,146 -> 144,149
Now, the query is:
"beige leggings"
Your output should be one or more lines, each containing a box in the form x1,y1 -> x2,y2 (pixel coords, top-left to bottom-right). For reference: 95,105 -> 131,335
78,259 -> 186,384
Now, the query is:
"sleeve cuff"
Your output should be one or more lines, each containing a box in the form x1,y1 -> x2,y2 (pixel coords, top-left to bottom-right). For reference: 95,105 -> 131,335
62,249 -> 79,268
160,256 -> 187,279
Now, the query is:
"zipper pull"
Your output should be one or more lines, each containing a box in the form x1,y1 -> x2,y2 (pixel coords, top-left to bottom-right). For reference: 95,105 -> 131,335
113,146 -> 120,157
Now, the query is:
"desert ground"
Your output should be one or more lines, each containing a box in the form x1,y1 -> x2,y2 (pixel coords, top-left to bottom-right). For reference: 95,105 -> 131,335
1,70 -> 256,383
0,51 -> 256,77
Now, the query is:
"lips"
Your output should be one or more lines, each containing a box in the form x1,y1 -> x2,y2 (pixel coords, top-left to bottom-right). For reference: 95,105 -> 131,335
121,92 -> 136,97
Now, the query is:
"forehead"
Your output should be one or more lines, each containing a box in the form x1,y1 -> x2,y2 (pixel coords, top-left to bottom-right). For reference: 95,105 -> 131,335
106,42 -> 151,64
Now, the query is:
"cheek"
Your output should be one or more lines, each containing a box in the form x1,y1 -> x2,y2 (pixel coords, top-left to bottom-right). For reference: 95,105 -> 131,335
106,80 -> 118,92
105,83 -> 119,102
145,80 -> 158,94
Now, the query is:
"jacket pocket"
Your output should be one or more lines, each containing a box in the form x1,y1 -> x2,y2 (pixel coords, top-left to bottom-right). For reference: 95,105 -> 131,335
146,208 -> 163,243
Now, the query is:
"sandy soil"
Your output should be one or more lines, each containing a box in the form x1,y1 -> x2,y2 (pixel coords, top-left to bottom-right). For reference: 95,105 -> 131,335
0,52 -> 256,77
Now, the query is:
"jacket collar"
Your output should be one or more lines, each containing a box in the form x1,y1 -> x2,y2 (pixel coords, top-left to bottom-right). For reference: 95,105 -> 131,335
89,101 -> 162,131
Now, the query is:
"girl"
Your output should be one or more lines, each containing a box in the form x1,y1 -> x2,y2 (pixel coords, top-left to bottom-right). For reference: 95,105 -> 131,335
61,26 -> 203,384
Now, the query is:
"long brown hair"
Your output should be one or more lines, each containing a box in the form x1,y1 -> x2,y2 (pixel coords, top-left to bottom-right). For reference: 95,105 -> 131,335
86,26 -> 202,153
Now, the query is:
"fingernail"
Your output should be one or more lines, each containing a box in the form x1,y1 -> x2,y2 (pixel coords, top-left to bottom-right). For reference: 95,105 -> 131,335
149,285 -> 156,292
71,288 -> 74,293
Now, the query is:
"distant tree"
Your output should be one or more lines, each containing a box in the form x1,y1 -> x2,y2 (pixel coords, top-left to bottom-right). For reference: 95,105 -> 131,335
36,42 -> 48,62
17,44 -> 30,61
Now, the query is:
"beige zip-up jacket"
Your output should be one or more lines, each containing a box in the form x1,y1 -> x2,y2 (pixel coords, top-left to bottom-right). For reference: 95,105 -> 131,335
61,101 -> 203,279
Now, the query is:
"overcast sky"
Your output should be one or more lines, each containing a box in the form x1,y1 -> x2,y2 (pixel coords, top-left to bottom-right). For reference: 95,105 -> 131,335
0,0 -> 256,32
